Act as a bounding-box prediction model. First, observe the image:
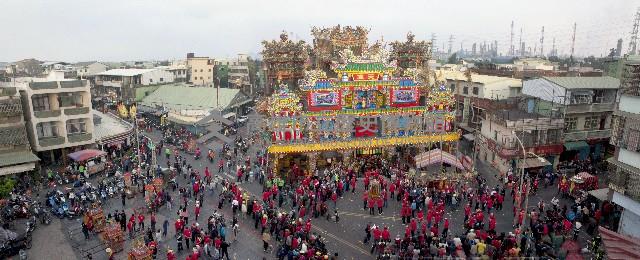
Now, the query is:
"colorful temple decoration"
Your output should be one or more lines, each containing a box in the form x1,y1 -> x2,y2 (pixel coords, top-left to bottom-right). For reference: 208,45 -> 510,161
261,26 -> 458,174
261,32 -> 308,94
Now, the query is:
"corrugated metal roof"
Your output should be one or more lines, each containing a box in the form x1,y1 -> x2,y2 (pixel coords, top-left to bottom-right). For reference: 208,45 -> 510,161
544,76 -> 620,89
93,111 -> 133,144
140,85 -> 249,111
0,150 -> 39,167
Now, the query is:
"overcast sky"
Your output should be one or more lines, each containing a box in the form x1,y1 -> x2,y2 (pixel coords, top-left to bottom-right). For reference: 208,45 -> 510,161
0,0 -> 637,62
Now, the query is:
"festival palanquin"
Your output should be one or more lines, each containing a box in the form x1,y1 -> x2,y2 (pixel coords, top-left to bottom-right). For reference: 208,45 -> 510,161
260,26 -> 460,179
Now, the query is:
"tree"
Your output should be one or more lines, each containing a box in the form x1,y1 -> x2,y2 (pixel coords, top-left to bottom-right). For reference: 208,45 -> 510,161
0,176 -> 15,198
447,53 -> 458,64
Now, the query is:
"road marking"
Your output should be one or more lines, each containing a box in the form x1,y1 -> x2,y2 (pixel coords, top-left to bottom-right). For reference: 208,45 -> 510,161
339,211 -> 397,221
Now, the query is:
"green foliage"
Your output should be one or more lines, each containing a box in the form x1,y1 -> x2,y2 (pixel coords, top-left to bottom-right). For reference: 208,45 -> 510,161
0,176 -> 16,198
447,53 -> 458,64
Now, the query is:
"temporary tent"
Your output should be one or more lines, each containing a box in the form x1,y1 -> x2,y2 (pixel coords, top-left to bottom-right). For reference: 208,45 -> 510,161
414,149 -> 465,170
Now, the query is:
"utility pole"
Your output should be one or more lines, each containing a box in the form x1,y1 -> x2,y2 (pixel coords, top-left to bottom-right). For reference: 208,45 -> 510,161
628,8 -> 640,55
510,21 -> 515,56
570,23 -> 577,60
540,26 -> 545,57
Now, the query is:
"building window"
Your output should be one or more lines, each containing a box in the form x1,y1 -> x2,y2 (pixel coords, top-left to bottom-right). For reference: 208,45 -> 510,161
584,116 -> 600,130
32,95 -> 50,111
200,69 -> 203,72
565,117 -> 577,131
208,69 -> 212,72
463,87 -> 468,94
36,122 -> 58,138
59,93 -> 83,107
160,78 -> 164,82
450,84 -> 456,92
208,77 -> 211,79
66,119 -> 86,134
571,92 -> 592,104
149,78 -> 153,83
472,87 -> 479,95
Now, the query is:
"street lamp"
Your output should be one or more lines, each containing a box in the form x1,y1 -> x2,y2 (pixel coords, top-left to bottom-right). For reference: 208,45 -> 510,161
511,130 -> 527,242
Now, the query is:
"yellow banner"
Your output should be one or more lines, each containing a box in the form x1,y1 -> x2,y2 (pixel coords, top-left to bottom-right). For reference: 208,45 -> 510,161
267,132 -> 460,154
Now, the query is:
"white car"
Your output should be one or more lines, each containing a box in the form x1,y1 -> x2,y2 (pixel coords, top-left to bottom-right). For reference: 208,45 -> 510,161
237,116 -> 248,124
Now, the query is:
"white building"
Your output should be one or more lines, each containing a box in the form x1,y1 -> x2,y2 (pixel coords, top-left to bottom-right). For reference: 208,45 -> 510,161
94,68 -> 175,101
75,62 -> 108,78
1,71 -> 95,164
522,76 -> 619,161
156,65 -> 187,82
608,56 -> 640,239
0,86 -> 40,176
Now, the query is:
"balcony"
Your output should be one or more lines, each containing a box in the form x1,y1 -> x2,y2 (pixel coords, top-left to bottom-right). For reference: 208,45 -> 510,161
565,103 -> 616,114
564,129 -> 612,141
0,87 -> 17,97
96,80 -> 122,88
67,133 -> 92,143
38,136 -> 65,147
607,157 -> 640,201
34,110 -> 61,118
59,80 -> 85,88
29,82 -> 58,90
63,107 -> 90,116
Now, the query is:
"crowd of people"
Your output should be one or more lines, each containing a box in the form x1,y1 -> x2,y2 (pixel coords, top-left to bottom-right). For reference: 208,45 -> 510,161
66,115 -> 620,260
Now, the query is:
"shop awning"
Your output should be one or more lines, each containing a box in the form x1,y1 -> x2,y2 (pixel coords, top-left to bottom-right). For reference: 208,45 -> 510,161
462,133 -> 475,141
522,157 -> 551,168
223,112 -> 236,119
598,226 -> 640,260
564,141 -> 589,151
0,150 -> 40,168
68,149 -> 106,161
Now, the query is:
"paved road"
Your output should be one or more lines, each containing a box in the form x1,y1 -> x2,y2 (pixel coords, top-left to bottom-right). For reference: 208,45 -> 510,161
25,117 -> 591,260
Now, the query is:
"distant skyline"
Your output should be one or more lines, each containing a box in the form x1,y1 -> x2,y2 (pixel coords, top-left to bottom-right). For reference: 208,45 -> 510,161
0,0 -> 637,62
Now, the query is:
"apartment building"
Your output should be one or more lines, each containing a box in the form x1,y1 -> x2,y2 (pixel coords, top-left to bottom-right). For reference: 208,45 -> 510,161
523,76 -> 620,161
608,55 -> 640,238
478,109 -> 563,174
0,86 -> 40,176
4,71 -> 95,164
444,72 -> 522,132
156,64 -> 187,82
186,53 -> 214,86
94,68 -> 175,101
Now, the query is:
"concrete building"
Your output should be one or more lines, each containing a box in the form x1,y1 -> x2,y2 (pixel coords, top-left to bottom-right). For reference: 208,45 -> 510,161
444,71 -> 522,132
94,68 -> 176,101
608,55 -> 640,238
1,71 -> 95,164
522,76 -> 620,161
75,62 -> 108,78
478,109 -> 563,175
215,54 -> 252,94
0,86 -> 40,176
186,53 -> 214,86
156,65 -> 187,82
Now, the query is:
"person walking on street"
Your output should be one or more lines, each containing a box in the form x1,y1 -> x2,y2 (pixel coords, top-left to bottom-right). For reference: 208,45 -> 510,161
262,231 -> 271,252
162,219 -> 169,237
220,240 -> 231,260
121,192 -> 126,207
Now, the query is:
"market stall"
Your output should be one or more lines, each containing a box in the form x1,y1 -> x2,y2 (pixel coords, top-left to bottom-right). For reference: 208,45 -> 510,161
68,149 -> 107,176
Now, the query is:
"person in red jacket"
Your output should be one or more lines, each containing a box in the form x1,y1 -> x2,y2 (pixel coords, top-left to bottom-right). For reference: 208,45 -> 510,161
376,197 -> 383,215
298,205 -> 306,219
166,249 -> 176,260
367,197 -> 375,215
443,218 -> 450,236
137,213 -> 145,231
183,227 -> 192,249
362,191 -> 368,210
382,226 -> 390,242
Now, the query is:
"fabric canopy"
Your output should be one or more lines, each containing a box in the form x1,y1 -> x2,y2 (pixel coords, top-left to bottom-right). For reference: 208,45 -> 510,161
68,149 -> 106,161
523,157 -> 551,168
588,188 -> 610,201
564,141 -> 589,151
414,149 -> 465,170
599,226 -> 640,260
